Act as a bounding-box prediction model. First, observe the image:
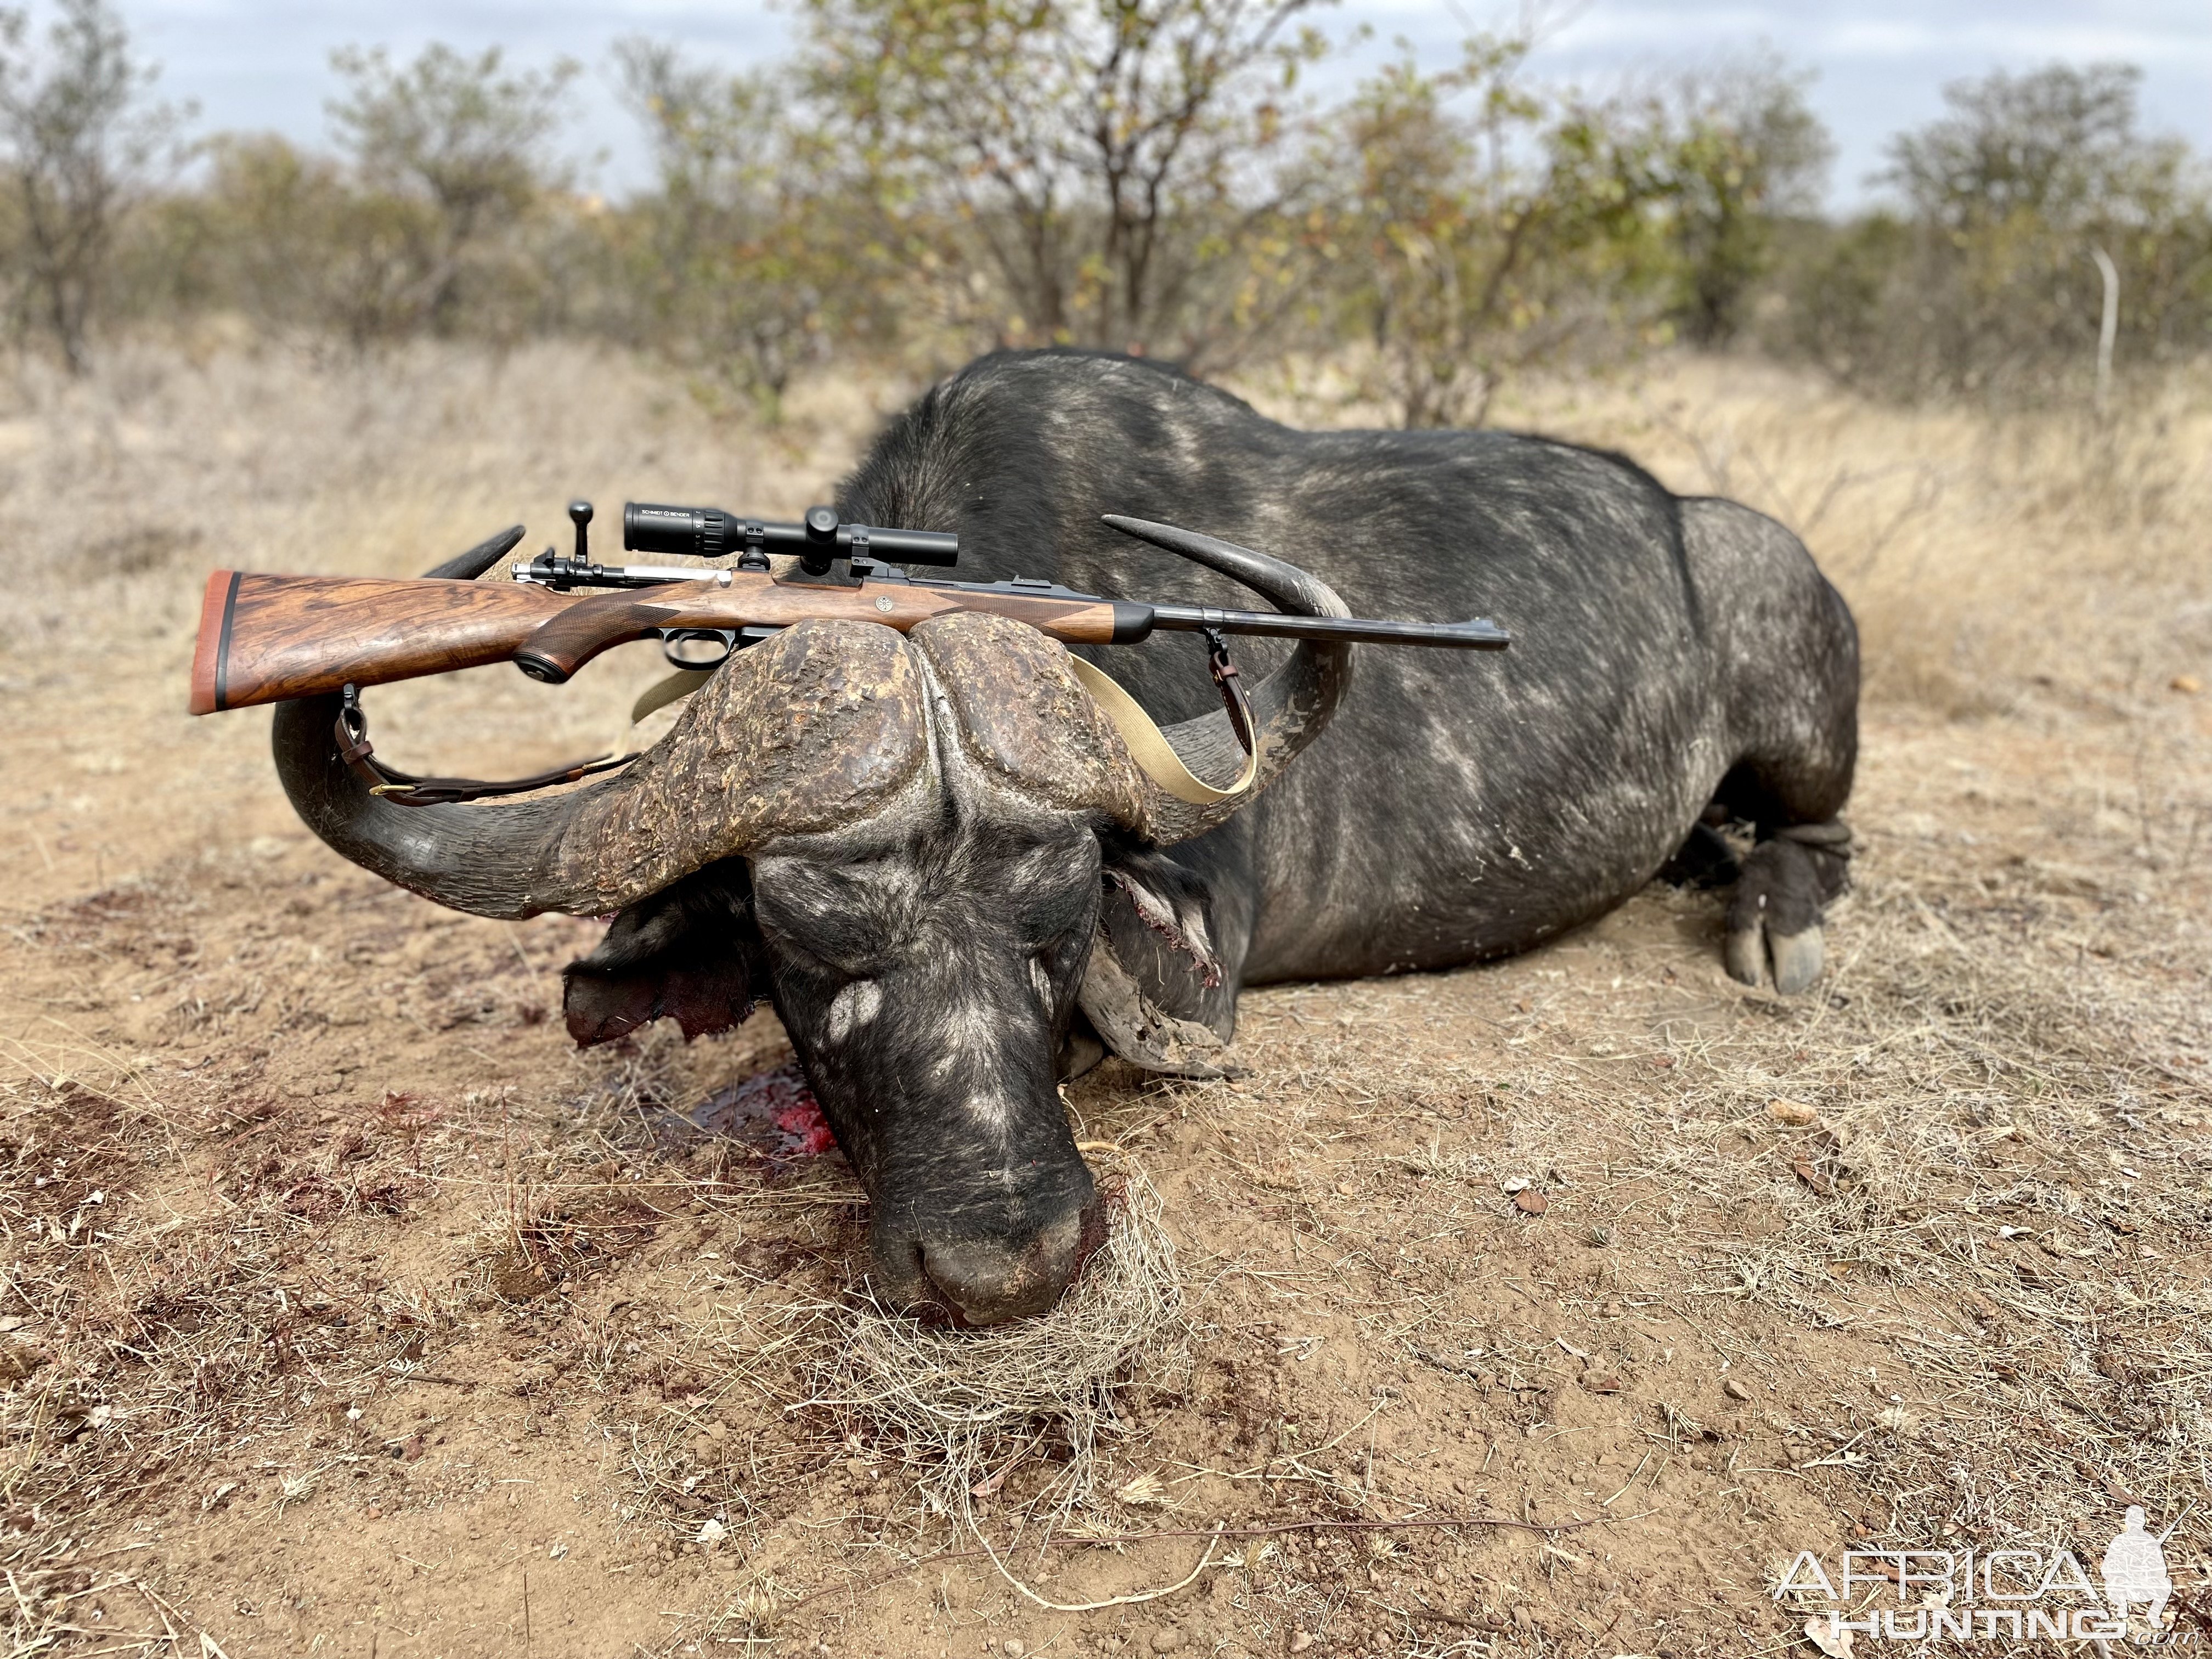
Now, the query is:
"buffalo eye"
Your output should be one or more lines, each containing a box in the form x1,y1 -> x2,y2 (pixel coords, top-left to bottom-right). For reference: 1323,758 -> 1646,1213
748,859 -> 903,980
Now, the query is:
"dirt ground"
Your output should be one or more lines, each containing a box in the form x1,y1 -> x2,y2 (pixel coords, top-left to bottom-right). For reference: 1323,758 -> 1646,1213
3,342 -> 2210,1658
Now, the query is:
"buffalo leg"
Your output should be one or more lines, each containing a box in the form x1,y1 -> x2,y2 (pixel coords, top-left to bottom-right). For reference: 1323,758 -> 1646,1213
1723,822 -> 1851,994
1680,498 -> 1859,996
1655,818 -> 1742,890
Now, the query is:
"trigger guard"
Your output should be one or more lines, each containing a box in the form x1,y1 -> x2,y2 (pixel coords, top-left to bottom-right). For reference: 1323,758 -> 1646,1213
661,629 -> 735,671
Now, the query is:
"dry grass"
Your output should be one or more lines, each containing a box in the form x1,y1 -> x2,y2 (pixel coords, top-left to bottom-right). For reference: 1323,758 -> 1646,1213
785,1153 -> 1185,1526
1251,351 -> 2212,714
1551,358 -> 2212,716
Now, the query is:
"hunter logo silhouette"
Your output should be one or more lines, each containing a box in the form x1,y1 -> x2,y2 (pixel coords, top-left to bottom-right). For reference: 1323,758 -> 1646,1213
2102,1506 -> 2172,1630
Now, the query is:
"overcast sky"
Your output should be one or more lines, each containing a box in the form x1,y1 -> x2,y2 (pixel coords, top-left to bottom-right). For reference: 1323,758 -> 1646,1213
114,0 -> 2212,211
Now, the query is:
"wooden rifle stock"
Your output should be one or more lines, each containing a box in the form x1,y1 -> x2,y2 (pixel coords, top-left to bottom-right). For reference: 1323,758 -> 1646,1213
189,571 -> 570,714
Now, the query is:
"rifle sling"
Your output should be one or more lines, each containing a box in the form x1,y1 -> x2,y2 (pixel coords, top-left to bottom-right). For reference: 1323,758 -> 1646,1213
339,639 -> 1257,813
1065,651 -> 1259,805
335,685 -> 635,806
633,641 -> 1261,805
630,666 -> 715,724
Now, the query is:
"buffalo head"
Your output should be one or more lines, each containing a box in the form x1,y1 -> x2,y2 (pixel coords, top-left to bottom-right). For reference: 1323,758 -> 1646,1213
273,533 -> 1348,1324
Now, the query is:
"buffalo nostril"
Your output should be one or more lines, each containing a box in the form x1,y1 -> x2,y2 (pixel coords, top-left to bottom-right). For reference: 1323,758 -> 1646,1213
916,1238 -> 1067,1327
911,1199 -> 1097,1327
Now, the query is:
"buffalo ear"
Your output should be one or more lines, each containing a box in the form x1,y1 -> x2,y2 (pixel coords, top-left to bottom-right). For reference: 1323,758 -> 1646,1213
562,861 -> 765,1047
1074,850 -> 1237,1078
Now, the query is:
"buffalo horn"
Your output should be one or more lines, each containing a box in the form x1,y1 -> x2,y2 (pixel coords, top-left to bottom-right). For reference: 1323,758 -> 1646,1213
269,549 -> 928,919
1099,515 -> 1353,845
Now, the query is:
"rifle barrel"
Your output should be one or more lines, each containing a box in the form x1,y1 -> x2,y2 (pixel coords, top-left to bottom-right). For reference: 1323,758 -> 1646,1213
1146,604 -> 1510,650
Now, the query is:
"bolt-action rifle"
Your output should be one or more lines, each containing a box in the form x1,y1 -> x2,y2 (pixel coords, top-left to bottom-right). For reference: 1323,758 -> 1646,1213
188,500 -> 1509,718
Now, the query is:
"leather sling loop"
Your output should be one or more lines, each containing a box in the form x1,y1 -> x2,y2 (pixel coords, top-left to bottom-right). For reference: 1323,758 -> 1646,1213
1066,627 -> 1260,805
336,685 -> 636,807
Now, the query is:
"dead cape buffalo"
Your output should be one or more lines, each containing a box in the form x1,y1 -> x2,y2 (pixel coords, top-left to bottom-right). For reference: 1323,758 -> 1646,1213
273,349 -> 1856,1325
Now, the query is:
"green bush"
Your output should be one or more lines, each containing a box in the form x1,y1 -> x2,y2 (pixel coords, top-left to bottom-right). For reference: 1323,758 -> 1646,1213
1771,64 -> 2212,404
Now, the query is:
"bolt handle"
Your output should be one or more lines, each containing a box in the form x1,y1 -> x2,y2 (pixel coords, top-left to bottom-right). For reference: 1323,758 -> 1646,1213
569,500 -> 593,564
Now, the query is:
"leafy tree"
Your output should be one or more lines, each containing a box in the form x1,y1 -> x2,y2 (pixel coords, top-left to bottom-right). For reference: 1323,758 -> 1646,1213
1336,32 -> 1675,427
614,38 -> 906,420
0,0 -> 190,373
798,0 -> 1333,364
1784,61 -> 2212,402
117,132 -> 337,329
199,132 -> 452,345
325,42 -> 578,337
1886,62 -> 2158,233
1656,53 -> 1831,346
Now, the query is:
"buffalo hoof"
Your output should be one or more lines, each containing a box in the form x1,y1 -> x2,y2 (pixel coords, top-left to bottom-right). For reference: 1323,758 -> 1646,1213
1769,927 -> 1825,995
1724,922 -> 1768,988
1725,918 -> 1826,994
1723,827 -> 1850,995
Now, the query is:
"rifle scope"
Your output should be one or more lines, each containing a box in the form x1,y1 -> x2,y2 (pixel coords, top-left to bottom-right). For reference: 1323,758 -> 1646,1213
623,502 -> 959,575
